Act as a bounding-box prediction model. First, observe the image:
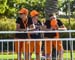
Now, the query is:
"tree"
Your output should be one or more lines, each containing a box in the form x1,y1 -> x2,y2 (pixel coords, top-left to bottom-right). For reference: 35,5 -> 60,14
16,0 -> 46,17
45,0 -> 58,19
59,0 -> 75,16
0,0 -> 19,18
0,0 -> 7,15
0,0 -> 46,18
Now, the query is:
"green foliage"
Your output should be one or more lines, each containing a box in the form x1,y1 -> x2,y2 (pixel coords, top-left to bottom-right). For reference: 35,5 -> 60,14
0,0 -> 75,18
59,18 -> 75,38
0,17 -> 16,39
0,0 -> 7,14
16,0 -> 46,17
0,0 -> 46,18
59,0 -> 75,14
0,0 -> 17,18
0,17 -> 16,31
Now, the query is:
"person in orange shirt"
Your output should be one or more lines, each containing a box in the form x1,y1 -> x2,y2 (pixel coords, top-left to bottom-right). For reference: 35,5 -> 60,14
44,13 -> 67,60
15,8 -> 33,60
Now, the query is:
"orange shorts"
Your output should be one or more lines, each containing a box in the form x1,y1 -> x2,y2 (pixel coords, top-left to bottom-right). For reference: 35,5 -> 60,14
45,33 -> 64,55
15,39 -> 40,54
45,40 -> 63,55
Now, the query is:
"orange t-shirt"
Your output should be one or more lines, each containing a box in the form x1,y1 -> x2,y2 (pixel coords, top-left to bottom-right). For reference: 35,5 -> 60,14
50,19 -> 58,29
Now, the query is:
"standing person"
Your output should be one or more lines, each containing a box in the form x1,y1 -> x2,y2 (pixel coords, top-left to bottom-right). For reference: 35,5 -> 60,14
15,8 -> 33,60
29,10 -> 42,60
44,13 -> 67,60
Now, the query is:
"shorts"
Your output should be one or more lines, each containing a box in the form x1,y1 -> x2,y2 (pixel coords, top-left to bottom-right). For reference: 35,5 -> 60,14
15,39 -> 41,54
45,33 -> 64,55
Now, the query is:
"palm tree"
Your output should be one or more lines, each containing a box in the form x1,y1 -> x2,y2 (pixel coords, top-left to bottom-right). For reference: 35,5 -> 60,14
45,0 -> 58,19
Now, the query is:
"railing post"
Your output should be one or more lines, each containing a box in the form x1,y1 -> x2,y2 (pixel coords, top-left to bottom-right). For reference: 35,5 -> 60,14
67,0 -> 73,60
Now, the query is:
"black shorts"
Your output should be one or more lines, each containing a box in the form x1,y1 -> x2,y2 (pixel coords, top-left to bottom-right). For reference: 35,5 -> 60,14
44,33 -> 56,38
30,34 -> 41,39
15,33 -> 28,39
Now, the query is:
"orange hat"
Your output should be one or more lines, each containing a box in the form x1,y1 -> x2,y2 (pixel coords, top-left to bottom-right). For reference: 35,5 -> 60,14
18,8 -> 28,15
30,10 -> 39,17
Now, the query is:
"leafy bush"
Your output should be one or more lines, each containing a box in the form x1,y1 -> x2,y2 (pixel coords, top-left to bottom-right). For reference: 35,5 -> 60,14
59,18 -> 75,50
0,17 -> 16,39
59,18 -> 75,38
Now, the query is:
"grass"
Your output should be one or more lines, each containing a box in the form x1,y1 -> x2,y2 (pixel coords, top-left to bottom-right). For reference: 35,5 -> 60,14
0,51 -> 75,60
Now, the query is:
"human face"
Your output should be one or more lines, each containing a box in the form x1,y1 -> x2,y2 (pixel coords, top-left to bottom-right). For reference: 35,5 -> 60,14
19,13 -> 27,20
32,15 -> 39,23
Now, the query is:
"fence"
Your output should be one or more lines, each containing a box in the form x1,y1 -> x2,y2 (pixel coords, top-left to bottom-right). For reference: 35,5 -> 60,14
0,30 -> 75,60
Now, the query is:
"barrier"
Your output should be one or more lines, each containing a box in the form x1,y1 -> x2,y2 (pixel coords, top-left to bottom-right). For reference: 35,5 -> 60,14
0,30 -> 75,60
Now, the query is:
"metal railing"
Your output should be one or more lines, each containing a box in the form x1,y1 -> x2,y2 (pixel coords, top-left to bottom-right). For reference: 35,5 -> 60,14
0,30 -> 75,60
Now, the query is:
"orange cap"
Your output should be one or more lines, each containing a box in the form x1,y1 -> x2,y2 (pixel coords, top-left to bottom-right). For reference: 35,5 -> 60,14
30,10 -> 39,17
18,8 -> 28,15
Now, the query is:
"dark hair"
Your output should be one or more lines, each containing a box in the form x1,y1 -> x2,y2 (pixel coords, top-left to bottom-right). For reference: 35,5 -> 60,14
49,14 -> 54,17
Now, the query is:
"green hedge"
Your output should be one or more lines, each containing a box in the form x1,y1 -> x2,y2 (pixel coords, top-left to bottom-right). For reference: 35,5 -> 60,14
0,17 -> 16,39
59,18 -> 75,38
59,18 -> 75,50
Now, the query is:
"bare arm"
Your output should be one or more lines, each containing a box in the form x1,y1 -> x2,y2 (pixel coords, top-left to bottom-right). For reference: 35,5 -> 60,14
16,23 -> 20,31
16,23 -> 27,31
58,25 -> 67,30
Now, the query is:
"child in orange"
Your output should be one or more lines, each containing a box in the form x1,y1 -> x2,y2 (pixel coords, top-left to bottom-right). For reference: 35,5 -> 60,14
44,14 -> 67,60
